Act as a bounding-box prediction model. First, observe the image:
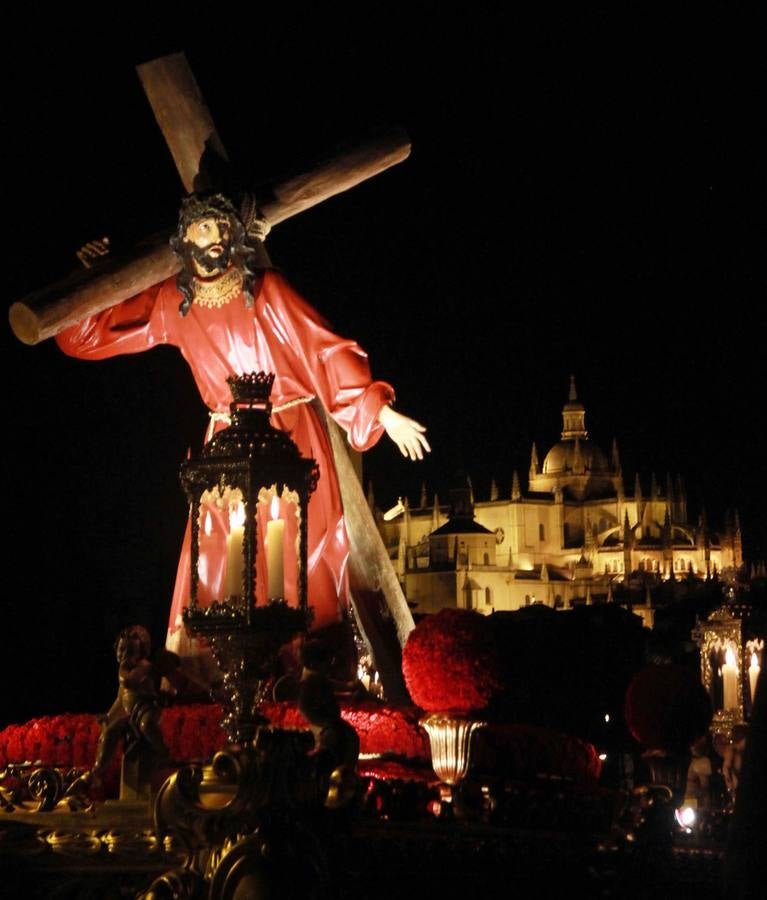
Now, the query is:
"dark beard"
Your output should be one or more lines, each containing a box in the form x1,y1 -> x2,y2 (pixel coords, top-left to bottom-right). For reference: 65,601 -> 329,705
184,241 -> 233,278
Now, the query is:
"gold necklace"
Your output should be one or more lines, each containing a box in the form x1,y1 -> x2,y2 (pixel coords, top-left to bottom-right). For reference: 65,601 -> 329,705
192,267 -> 243,308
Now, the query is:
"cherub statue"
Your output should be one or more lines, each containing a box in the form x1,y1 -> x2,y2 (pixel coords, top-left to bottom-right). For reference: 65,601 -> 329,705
93,625 -> 178,787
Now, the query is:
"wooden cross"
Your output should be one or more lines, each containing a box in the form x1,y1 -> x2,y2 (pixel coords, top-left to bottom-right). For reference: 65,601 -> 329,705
9,52 -> 414,701
8,52 -> 409,346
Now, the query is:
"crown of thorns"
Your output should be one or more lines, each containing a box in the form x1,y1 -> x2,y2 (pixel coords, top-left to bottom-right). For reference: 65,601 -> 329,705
177,192 -> 242,231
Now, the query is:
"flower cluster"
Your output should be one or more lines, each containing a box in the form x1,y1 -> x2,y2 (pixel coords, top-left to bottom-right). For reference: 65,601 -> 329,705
0,700 -> 602,789
0,714 -> 100,769
259,700 -> 430,759
402,609 -> 503,714
471,723 -> 603,784
0,706 -> 228,770
160,704 -> 227,762
624,664 -> 712,751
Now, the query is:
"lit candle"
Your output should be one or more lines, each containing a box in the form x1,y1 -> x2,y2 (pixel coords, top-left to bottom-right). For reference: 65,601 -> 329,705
226,501 -> 245,598
198,510 -> 214,598
266,494 -> 285,599
749,652 -> 761,704
357,664 -> 371,692
722,647 -> 738,710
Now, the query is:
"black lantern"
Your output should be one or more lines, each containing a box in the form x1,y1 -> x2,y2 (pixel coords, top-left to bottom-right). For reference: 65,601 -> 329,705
180,372 -> 319,741
693,589 -> 764,736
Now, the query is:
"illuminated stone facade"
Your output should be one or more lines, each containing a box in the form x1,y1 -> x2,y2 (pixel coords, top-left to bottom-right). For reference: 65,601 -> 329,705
375,379 -> 743,622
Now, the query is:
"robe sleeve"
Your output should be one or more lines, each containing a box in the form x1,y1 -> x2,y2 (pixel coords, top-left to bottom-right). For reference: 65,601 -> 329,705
259,272 -> 394,452
55,281 -> 173,360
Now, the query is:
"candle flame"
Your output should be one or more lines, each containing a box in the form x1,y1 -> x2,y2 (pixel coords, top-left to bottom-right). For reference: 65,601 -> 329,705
204,511 -> 213,536
270,494 -> 281,520
229,501 -> 245,529
676,806 -> 696,829
725,647 -> 737,668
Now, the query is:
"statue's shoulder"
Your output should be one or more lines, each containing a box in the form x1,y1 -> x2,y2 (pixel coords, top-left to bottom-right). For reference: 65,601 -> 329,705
260,267 -> 292,295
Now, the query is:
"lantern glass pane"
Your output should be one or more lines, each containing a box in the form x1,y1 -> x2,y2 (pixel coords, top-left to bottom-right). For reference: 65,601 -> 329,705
197,485 -> 246,604
254,484 -> 301,606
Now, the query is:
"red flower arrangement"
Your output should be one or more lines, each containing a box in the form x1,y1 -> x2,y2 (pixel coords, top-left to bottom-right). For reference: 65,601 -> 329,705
624,664 -> 712,751
259,700 -> 430,759
0,705 -> 227,771
160,704 -> 227,762
0,701 -> 602,787
471,723 -> 603,784
402,609 -> 502,714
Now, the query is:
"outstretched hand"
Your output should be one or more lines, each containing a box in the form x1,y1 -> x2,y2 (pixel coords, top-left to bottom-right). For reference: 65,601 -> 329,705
378,405 -> 431,461
76,236 -> 111,269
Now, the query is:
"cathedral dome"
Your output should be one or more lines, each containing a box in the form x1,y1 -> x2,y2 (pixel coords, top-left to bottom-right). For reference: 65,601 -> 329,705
542,439 -> 609,475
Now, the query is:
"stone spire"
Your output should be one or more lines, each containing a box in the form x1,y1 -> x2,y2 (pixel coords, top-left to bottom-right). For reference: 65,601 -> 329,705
511,470 -> 521,501
611,437 -> 622,474
419,481 -> 428,508
584,515 -> 596,559
448,475 -> 475,521
666,472 -> 677,519
561,375 -> 588,440
529,442 -> 539,481
489,478 -> 499,502
662,506 -> 672,549
650,472 -> 659,499
623,517 -> 634,574
431,493 -> 441,532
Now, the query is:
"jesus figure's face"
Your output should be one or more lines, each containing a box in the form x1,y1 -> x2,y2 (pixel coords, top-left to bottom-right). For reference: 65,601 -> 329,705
183,216 -> 233,277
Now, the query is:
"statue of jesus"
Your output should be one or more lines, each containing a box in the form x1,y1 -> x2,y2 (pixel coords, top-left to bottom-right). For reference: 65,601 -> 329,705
57,193 -> 429,669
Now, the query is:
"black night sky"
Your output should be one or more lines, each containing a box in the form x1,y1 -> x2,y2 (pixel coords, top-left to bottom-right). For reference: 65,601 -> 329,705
3,8 -> 765,725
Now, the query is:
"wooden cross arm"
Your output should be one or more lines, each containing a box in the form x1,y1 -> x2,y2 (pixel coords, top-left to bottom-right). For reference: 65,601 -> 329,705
9,237 -> 178,347
262,126 -> 410,226
8,127 -> 411,345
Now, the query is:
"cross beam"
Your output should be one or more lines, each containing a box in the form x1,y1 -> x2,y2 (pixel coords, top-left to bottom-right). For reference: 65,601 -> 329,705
9,53 -> 410,345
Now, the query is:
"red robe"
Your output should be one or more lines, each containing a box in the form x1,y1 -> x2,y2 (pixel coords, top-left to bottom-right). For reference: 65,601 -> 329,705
56,270 -> 394,655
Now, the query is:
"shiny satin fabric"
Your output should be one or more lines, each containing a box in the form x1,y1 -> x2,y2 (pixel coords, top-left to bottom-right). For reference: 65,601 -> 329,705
57,270 -> 395,652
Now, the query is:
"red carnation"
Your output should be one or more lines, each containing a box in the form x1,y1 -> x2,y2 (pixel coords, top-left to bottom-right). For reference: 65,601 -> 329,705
402,609 -> 502,715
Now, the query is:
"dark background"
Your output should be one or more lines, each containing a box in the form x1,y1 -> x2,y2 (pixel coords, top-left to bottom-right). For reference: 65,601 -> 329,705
2,7 -> 765,725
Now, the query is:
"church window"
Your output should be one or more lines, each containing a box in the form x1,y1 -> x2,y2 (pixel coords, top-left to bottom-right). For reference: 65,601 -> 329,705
483,552 -> 490,565
539,523 -> 545,541
524,594 -> 531,606
554,594 -> 563,609
485,587 -> 492,605
638,560 -> 645,571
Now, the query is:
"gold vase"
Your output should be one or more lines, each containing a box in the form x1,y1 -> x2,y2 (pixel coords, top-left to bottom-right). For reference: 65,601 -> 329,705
421,713 -> 485,786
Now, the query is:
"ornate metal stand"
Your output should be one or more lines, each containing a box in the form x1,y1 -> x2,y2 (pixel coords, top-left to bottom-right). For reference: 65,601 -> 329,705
140,374 -> 332,896
421,713 -> 485,816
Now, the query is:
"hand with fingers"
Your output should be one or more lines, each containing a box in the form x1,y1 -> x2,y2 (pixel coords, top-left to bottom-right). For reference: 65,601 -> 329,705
76,236 -> 111,269
378,405 -> 431,461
